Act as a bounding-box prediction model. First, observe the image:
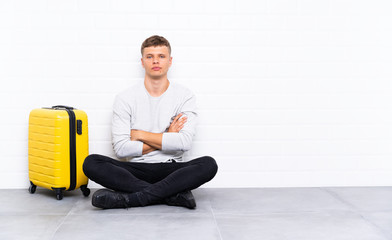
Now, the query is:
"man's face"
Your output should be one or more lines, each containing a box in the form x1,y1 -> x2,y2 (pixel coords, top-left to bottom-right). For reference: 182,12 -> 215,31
141,46 -> 172,80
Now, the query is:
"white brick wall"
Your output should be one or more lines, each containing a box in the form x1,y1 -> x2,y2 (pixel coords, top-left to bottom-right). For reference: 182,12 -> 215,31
1,0 -> 392,188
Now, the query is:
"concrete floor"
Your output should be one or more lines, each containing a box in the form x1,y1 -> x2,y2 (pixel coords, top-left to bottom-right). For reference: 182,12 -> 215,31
0,187 -> 392,240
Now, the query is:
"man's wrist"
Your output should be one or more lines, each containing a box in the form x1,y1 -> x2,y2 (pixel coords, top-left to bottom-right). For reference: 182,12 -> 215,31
136,130 -> 145,142
142,143 -> 157,154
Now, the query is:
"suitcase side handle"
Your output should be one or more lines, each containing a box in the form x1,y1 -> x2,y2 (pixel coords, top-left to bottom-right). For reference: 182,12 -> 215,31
52,105 -> 74,110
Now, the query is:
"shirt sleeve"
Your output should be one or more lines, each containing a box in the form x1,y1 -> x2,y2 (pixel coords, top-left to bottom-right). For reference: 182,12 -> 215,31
111,95 -> 143,159
162,93 -> 198,152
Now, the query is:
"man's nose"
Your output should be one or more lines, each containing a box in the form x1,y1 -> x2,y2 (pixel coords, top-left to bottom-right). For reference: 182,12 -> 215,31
153,57 -> 159,63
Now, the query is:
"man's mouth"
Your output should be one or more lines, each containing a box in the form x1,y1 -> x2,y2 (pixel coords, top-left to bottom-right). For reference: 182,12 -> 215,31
152,67 -> 161,71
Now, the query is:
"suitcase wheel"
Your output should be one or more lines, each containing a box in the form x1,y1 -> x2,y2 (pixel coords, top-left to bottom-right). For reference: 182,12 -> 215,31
29,182 -> 36,194
81,185 -> 91,197
55,189 -> 63,200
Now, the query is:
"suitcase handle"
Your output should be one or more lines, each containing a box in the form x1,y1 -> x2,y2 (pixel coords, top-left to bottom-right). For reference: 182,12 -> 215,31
52,105 -> 74,110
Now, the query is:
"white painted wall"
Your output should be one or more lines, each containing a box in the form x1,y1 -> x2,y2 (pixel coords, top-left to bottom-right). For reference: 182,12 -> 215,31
1,0 -> 392,189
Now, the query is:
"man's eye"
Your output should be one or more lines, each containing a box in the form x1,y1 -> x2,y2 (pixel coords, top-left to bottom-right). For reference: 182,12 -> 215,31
160,55 -> 165,58
147,56 -> 152,59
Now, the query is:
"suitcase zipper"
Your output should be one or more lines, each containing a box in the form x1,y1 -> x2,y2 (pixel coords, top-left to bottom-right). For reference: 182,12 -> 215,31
52,106 -> 78,191
64,108 -> 77,191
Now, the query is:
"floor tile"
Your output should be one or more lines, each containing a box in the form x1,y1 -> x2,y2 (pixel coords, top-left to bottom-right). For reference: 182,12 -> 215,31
53,214 -> 221,240
207,188 -> 351,214
0,215 -> 64,240
361,211 -> 392,239
0,189 -> 84,215
325,187 -> 392,211
215,212 -> 388,240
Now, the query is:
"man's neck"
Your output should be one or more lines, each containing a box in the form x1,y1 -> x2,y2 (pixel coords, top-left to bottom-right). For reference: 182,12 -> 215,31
144,77 -> 170,97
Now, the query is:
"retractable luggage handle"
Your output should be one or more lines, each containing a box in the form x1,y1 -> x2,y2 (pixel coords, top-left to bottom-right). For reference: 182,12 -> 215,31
52,105 -> 74,110
51,106 -> 82,134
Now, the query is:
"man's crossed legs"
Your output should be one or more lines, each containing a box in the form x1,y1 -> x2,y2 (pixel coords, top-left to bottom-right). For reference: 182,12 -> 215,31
83,154 -> 218,209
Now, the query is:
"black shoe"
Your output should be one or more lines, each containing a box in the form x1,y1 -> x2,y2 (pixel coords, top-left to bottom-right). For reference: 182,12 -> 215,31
92,189 -> 130,209
164,191 -> 196,209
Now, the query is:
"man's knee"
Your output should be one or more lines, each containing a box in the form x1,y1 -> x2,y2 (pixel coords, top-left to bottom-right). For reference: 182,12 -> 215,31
83,154 -> 100,177
200,156 -> 218,180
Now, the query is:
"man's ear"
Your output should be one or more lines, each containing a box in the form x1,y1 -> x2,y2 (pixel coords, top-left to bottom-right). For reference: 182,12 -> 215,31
141,58 -> 145,68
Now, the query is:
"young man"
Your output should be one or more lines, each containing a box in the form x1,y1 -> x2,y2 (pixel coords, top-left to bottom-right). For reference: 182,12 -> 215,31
83,35 -> 218,209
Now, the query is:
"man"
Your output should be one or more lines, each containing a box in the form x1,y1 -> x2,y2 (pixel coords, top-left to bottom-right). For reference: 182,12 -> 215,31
83,35 -> 218,209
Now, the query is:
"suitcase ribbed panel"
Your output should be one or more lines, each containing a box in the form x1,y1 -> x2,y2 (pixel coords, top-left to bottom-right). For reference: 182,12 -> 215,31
28,108 -> 88,191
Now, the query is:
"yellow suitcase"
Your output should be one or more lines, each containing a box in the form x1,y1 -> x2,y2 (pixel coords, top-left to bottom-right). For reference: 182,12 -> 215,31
28,106 -> 90,200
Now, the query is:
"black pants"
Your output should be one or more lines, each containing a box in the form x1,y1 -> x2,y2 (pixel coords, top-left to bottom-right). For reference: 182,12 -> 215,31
83,154 -> 218,206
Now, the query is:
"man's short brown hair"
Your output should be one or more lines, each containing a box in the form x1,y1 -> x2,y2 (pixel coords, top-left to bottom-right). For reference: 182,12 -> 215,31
141,35 -> 171,56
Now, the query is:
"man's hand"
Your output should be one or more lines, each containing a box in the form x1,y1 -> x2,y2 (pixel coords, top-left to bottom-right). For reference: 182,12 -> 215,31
168,113 -> 187,133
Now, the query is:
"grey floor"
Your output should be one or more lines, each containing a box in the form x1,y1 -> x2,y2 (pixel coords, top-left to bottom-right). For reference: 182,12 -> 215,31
1,187 -> 392,240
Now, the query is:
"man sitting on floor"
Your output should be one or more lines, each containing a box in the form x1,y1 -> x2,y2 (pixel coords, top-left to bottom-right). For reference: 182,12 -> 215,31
83,35 -> 218,209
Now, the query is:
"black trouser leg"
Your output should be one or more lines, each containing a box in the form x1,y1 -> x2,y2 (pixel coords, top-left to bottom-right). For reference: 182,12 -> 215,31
83,154 -> 152,193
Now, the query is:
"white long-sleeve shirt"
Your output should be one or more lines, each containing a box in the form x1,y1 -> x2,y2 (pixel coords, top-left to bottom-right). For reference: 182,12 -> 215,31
111,81 -> 197,163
